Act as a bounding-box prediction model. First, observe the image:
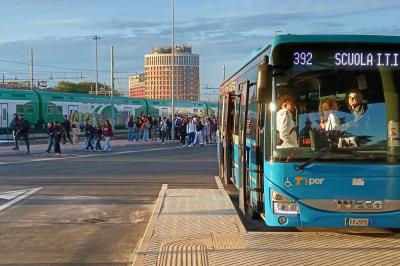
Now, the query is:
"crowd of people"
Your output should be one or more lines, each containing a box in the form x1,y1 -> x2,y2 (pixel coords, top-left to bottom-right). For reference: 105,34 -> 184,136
8,111 -> 218,155
125,114 -> 218,147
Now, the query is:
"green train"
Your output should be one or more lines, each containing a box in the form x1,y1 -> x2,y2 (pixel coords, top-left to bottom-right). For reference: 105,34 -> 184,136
0,88 -> 218,129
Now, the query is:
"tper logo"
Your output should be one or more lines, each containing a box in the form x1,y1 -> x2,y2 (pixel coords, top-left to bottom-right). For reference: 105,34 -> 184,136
295,177 -> 325,186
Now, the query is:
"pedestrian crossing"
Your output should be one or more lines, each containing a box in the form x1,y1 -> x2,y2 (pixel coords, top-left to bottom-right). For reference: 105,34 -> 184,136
0,187 -> 43,212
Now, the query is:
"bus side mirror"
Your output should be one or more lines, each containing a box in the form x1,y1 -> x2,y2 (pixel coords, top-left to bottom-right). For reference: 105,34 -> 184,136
256,61 -> 272,104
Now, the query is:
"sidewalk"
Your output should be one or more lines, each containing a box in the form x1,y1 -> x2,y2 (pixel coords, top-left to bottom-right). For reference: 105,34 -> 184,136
0,138 -> 180,156
134,177 -> 400,266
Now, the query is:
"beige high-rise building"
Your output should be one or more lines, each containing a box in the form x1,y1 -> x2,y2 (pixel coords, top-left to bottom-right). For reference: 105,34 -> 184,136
128,73 -> 145,98
144,45 -> 199,101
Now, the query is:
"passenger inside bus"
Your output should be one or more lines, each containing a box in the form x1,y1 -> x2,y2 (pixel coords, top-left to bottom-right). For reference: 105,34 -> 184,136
276,95 -> 299,148
319,97 -> 341,131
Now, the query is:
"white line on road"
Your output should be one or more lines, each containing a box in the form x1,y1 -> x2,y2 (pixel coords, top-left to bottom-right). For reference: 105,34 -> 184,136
0,187 -> 43,212
0,146 -> 183,165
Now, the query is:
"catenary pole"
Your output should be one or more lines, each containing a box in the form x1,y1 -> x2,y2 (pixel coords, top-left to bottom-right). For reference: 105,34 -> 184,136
93,35 -> 100,95
111,46 -> 115,130
171,0 -> 175,139
30,49 -> 33,91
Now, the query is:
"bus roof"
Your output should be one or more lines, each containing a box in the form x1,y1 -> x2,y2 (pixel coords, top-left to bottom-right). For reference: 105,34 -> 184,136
271,34 -> 400,49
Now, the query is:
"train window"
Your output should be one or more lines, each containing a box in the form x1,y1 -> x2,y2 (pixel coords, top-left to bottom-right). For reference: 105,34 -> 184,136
16,105 -> 24,114
56,106 -> 63,114
26,103 -> 34,114
47,103 -> 55,114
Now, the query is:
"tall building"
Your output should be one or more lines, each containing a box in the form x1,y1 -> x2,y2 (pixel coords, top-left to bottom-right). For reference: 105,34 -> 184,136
128,73 -> 145,98
144,45 -> 199,101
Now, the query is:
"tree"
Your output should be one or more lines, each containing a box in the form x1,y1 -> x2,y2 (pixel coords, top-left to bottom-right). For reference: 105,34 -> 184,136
53,81 -> 105,94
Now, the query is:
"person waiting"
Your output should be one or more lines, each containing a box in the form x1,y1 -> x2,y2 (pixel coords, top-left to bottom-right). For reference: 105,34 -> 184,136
319,98 -> 340,131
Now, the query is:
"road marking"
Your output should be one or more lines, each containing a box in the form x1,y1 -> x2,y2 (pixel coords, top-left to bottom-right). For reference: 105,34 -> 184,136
0,146 -> 182,165
0,187 -> 43,212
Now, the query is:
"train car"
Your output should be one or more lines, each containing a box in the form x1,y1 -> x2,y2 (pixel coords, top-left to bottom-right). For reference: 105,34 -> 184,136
145,99 -> 209,118
36,91 -> 147,127
0,88 -> 217,131
204,102 -> 218,117
0,88 -> 40,129
219,34 -> 400,228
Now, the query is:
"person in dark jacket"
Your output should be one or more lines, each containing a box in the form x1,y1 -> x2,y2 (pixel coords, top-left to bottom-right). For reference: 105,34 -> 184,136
43,122 -> 55,154
61,115 -> 73,144
9,113 -> 19,149
179,117 -> 187,146
84,119 -> 95,151
53,121 -> 65,156
13,114 -> 30,153
94,122 -> 103,151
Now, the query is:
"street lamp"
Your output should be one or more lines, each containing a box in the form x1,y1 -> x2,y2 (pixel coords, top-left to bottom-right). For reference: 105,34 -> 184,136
171,0 -> 175,139
93,35 -> 101,95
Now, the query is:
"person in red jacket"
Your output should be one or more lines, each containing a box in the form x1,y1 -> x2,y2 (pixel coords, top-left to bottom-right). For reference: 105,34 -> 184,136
102,120 -> 113,152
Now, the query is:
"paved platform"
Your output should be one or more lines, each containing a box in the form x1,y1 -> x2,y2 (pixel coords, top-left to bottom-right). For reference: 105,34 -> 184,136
133,177 -> 400,266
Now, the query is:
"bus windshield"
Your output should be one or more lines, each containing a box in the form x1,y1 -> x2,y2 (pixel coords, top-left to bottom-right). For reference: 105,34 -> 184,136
271,43 -> 400,163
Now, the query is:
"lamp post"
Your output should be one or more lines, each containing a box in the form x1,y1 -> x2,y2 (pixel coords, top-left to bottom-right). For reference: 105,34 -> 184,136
171,0 -> 175,139
111,46 -> 115,130
93,35 -> 100,95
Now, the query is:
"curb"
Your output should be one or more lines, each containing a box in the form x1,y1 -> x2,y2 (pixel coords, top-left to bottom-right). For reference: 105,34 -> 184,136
215,176 -> 247,233
131,184 -> 168,266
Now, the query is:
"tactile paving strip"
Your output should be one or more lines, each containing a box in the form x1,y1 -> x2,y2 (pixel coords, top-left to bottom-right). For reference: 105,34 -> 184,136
157,240 -> 209,266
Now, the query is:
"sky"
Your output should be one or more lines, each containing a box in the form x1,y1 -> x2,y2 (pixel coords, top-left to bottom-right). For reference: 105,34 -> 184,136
0,0 -> 399,100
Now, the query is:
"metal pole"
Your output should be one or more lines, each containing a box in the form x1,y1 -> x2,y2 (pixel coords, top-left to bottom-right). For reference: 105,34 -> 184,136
30,49 -> 33,90
111,46 -> 115,130
171,0 -> 175,139
93,35 -> 100,95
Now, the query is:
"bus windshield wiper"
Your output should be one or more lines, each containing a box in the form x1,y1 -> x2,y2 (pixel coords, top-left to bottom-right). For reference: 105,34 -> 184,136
295,147 -> 331,171
295,147 -> 364,171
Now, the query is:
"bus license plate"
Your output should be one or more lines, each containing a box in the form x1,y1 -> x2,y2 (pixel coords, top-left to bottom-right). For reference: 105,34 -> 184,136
347,218 -> 369,227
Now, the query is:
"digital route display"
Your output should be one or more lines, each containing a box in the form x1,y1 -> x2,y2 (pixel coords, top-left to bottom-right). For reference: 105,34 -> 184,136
293,51 -> 399,67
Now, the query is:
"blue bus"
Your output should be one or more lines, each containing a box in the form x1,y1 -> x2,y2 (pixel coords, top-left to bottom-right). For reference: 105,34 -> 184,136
218,35 -> 400,227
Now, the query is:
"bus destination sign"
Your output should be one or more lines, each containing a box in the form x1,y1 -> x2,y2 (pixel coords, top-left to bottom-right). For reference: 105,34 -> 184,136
293,51 -> 399,67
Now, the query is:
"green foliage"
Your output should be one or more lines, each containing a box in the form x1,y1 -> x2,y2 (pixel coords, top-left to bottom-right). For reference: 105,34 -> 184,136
52,81 -> 112,94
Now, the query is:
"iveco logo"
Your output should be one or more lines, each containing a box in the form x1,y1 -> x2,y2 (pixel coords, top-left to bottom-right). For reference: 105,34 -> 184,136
336,200 -> 384,210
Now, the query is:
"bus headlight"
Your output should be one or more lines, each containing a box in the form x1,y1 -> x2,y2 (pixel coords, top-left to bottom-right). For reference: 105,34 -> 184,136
273,202 -> 299,215
271,189 -> 299,215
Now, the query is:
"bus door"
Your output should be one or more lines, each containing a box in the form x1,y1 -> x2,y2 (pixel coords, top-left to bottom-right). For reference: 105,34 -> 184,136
222,93 -> 235,185
238,81 -> 250,213
0,103 -> 8,128
232,95 -> 241,187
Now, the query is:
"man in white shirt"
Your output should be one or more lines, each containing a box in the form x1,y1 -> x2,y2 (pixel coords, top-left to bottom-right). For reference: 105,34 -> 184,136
276,95 -> 299,148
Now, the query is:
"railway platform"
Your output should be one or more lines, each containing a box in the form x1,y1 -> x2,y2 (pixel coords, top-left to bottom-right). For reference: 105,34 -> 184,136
133,177 -> 400,266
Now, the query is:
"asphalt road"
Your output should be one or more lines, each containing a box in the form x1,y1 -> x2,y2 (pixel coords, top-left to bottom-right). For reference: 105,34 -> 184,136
0,143 -> 218,265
